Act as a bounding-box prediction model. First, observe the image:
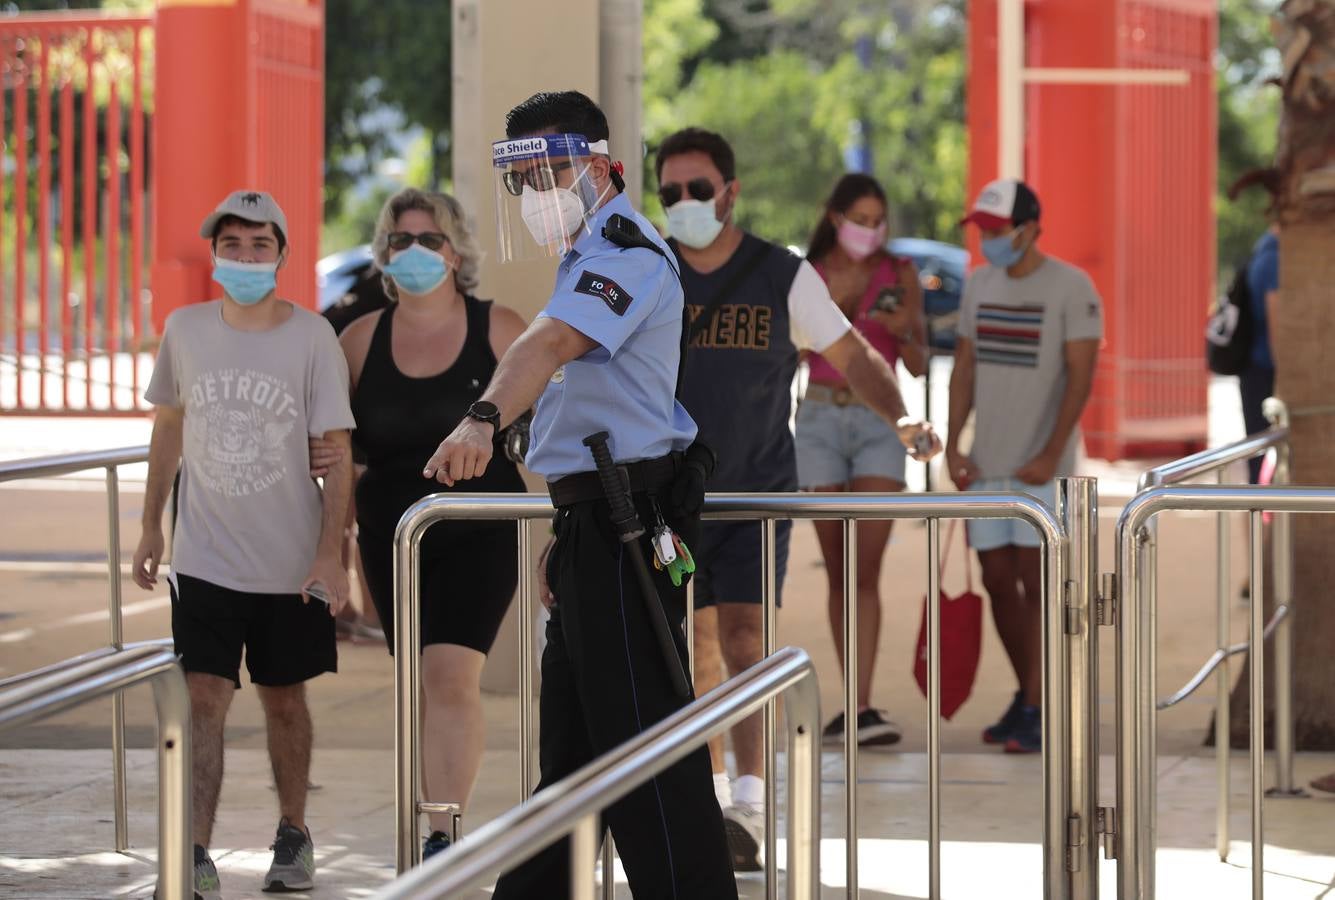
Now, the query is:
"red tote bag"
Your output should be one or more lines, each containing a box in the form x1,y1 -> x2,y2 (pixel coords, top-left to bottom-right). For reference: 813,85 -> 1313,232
912,520 -> 984,720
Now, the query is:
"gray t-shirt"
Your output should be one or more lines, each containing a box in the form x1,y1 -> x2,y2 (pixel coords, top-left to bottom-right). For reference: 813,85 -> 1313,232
146,301 -> 356,594
958,257 -> 1103,479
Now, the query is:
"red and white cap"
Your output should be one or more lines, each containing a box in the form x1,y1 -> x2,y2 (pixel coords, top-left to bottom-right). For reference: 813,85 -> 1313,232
960,178 -> 1041,230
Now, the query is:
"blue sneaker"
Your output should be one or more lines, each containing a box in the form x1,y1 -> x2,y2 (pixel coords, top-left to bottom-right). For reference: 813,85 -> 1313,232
423,830 -> 452,861
982,690 -> 1025,745
1004,704 -> 1042,754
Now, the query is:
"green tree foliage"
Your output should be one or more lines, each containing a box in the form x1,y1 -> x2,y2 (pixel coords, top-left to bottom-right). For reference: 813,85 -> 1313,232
324,1 -> 452,217
1216,0 -> 1281,269
644,0 -> 967,248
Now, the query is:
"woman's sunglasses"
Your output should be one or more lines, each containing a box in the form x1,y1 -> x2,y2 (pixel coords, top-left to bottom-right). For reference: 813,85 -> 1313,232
387,231 -> 449,251
658,177 -> 728,208
501,162 -> 577,197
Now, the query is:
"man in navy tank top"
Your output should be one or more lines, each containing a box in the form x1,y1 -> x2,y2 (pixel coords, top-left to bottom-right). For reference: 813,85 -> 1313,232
656,127 -> 940,871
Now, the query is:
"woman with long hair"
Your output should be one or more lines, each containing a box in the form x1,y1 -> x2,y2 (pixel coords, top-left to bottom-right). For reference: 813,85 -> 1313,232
797,173 -> 927,747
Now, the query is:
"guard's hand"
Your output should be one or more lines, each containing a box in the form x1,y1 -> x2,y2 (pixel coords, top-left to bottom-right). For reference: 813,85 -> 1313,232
132,528 -> 164,590
1015,451 -> 1059,486
309,435 -> 345,478
302,552 -> 350,617
895,418 -> 942,462
946,447 -> 980,490
536,536 -> 556,609
423,419 -> 495,486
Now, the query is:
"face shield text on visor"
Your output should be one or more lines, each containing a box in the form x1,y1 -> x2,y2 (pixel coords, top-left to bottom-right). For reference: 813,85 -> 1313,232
492,133 -> 611,263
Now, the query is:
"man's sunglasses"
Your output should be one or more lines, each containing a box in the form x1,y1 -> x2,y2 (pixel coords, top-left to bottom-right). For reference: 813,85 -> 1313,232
387,231 -> 449,251
502,162 -> 577,197
658,177 -> 728,208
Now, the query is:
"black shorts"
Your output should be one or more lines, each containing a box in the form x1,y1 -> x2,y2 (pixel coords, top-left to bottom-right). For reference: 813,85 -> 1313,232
691,520 -> 792,609
169,572 -> 337,689
357,522 -> 518,656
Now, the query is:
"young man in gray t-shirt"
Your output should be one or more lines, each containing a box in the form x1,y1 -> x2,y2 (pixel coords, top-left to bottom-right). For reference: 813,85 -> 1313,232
946,179 -> 1101,754
131,190 -> 355,899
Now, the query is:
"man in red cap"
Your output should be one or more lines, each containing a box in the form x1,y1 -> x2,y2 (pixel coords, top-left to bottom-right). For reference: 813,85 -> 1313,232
946,178 -> 1101,753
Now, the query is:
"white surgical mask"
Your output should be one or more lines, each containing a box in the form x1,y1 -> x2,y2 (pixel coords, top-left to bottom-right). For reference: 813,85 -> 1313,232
519,164 -> 603,249
666,199 -> 725,249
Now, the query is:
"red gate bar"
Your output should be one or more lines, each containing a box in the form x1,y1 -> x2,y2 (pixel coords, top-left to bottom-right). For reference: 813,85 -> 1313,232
0,13 -> 152,415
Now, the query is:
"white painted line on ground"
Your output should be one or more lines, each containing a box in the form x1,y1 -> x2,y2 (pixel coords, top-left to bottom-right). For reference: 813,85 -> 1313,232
0,595 -> 169,643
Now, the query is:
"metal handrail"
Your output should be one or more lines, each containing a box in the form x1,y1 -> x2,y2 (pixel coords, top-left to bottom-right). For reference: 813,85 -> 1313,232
373,646 -> 819,900
0,645 -> 191,899
0,443 -> 152,851
394,489 -> 1078,898
0,445 -> 150,482
1156,605 -> 1289,710
0,638 -> 173,690
1115,484 -> 1335,900
1133,398 -> 1300,878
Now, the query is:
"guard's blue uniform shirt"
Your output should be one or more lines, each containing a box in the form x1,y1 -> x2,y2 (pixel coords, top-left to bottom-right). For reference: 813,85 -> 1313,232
526,192 -> 697,481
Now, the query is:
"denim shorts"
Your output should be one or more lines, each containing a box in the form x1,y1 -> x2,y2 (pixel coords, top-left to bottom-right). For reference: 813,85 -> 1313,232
964,477 -> 1059,552
795,398 -> 907,488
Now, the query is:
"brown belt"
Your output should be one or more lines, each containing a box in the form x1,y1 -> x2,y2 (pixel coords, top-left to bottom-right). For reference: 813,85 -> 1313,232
804,383 -> 861,408
547,452 -> 683,508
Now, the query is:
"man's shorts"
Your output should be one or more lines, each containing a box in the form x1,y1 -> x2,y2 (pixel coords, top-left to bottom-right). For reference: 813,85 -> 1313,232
170,572 -> 337,689
795,398 -> 907,488
692,520 -> 792,609
964,477 -> 1059,553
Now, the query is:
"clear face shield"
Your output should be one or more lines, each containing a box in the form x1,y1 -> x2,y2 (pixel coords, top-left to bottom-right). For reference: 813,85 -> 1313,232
492,132 -> 611,263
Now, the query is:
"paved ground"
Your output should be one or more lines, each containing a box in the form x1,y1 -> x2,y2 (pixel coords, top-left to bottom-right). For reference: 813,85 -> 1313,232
3,375 -> 1333,898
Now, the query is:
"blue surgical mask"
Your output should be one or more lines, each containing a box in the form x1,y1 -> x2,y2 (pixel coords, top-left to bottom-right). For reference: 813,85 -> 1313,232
382,244 -> 451,295
213,258 -> 279,305
981,229 -> 1026,269
666,198 -> 725,250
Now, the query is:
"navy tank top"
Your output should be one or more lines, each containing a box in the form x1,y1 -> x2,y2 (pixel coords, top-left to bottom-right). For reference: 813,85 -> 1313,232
675,233 -> 802,492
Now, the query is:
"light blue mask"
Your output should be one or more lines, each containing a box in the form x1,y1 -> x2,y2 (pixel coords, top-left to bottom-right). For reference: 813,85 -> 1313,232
381,243 -> 451,295
213,258 -> 278,305
666,199 -> 725,250
981,229 -> 1027,269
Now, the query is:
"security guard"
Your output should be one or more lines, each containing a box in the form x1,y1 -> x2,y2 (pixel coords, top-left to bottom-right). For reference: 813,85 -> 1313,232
424,91 -> 736,899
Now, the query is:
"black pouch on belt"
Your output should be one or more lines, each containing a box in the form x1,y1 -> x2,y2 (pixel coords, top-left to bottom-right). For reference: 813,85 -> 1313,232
669,440 -> 717,519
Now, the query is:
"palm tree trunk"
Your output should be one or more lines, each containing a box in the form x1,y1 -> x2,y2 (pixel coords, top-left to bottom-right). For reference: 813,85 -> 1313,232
1227,0 -> 1335,750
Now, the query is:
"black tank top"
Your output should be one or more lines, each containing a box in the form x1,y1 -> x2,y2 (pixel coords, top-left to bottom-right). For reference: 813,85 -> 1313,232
352,297 -> 525,535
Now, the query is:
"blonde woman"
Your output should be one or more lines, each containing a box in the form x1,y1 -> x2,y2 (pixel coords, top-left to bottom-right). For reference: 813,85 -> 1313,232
313,188 -> 527,859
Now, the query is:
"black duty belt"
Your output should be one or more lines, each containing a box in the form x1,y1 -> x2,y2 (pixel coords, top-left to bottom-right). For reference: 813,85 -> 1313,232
548,451 -> 682,508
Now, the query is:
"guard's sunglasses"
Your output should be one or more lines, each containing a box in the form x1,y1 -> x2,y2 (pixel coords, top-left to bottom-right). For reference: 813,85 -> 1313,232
387,231 -> 449,251
502,162 -> 577,197
658,177 -> 728,208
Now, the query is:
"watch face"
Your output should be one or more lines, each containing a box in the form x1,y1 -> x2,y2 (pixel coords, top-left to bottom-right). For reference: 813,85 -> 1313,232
471,401 -> 499,419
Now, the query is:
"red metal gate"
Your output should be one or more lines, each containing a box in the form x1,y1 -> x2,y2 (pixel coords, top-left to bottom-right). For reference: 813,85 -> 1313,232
0,11 -> 152,415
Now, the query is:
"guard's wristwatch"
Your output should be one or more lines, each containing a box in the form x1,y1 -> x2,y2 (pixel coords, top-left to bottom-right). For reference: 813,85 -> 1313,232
465,400 -> 502,434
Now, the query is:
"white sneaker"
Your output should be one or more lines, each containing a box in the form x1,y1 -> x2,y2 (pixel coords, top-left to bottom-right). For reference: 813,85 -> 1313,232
722,802 -> 764,872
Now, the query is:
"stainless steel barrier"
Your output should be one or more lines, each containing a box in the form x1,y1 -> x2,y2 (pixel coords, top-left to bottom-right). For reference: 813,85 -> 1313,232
1134,399 -> 1300,869
394,488 -> 1085,898
0,445 -> 151,852
1113,483 -> 1335,900
373,646 -> 819,900
0,645 -> 192,899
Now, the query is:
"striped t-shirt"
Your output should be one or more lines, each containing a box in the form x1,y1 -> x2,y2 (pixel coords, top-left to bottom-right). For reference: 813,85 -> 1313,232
958,256 -> 1102,479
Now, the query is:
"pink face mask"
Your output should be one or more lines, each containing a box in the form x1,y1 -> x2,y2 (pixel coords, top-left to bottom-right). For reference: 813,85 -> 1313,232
836,218 -> 888,260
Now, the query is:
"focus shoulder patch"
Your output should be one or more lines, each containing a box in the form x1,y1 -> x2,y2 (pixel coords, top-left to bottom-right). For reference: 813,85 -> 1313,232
574,271 -> 633,316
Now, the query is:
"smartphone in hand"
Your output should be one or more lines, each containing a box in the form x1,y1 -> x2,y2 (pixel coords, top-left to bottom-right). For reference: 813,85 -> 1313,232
872,285 -> 904,314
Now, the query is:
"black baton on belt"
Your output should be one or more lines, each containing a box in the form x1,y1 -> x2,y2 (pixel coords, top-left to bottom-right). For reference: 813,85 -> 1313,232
583,431 -> 692,699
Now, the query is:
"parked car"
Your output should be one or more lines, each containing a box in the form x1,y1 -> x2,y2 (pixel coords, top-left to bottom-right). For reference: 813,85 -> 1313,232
316,244 -> 389,336
888,237 -> 968,353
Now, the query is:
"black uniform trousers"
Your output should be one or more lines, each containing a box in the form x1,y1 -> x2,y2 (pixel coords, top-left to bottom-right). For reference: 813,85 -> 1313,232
491,492 -> 737,900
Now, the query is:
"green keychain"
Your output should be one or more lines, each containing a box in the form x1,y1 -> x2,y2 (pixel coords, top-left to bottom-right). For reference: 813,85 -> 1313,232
666,532 -> 696,587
